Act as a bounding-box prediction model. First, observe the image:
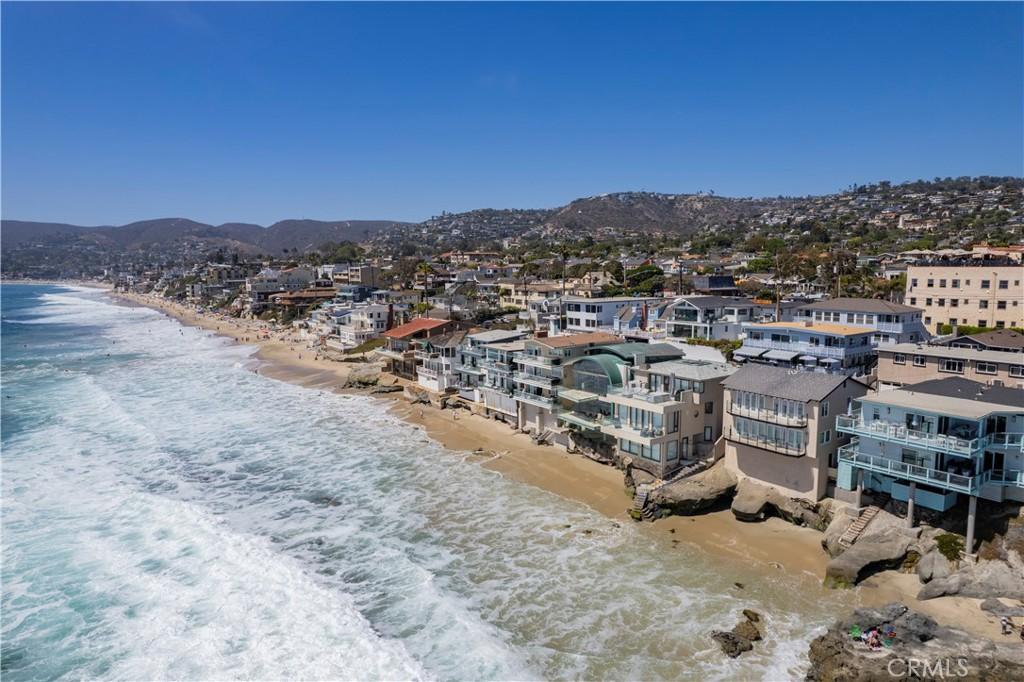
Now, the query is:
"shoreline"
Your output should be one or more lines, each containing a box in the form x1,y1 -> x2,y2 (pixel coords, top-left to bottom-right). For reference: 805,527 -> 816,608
105,288 -> 1007,640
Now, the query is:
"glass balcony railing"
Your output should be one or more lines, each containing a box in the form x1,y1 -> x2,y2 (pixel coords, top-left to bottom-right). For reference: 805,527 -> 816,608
513,390 -> 555,408
726,430 -> 806,456
726,402 -> 807,427
836,414 -> 985,456
515,354 -> 560,368
980,470 -> 1024,488
514,371 -> 559,388
838,443 -> 979,494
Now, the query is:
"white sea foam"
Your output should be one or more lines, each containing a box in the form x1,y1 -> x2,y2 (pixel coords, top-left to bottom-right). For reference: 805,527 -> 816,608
2,287 -> 845,681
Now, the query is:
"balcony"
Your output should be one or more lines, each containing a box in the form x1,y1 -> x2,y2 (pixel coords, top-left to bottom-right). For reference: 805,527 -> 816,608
727,430 -> 806,457
514,371 -> 559,388
516,354 -> 561,369
980,470 -> 1024,489
986,433 -> 1024,452
727,402 -> 808,427
599,417 -> 669,444
455,363 -> 486,376
836,414 -> 984,456
838,443 -> 979,494
482,358 -> 512,373
461,346 -> 485,358
744,338 -> 851,359
514,390 -> 555,409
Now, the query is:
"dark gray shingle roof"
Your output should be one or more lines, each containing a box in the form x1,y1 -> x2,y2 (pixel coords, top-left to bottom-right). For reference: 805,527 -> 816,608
796,297 -> 919,314
722,364 -> 857,402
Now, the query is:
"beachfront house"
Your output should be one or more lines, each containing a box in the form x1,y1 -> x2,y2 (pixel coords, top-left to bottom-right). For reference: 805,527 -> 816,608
594,357 -> 738,478
513,332 -> 621,444
327,304 -> 392,351
377,318 -> 456,380
733,321 -> 876,375
722,365 -> 869,502
835,378 -> 1024,555
414,330 -> 468,393
476,340 -> 526,425
562,296 -> 664,334
793,298 -> 929,345
453,329 -> 529,400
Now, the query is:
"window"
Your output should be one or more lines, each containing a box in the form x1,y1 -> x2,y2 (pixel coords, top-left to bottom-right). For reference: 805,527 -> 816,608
820,401 -> 830,417
950,299 -> 958,308
703,426 -> 713,442
951,279 -> 960,288
998,301 -> 1007,310
927,279 -> 934,287
997,321 -> 1006,329
819,430 -> 831,444
926,298 -> 933,306
893,353 -> 906,365
940,359 -> 964,374
704,401 -> 714,414
913,355 -> 926,367
937,299 -> 945,307
911,278 -> 918,288
998,280 -> 1009,290
980,300 -> 989,309
981,280 -> 991,289
939,279 -> 946,288
979,321 -> 988,328
976,361 -> 997,375
909,298 -> 917,305
1010,365 -> 1024,378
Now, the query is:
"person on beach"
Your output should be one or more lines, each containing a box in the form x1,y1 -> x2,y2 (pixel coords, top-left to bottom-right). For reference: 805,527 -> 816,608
1001,617 -> 1013,635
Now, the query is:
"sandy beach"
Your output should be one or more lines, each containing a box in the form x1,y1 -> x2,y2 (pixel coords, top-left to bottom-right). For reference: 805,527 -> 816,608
109,289 -> 1009,640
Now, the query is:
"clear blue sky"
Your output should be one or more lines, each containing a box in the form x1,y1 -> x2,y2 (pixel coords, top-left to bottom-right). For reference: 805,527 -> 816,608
2,2 -> 1022,226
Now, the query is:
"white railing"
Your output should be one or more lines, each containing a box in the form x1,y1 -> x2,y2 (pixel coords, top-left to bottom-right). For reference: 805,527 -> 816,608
745,339 -> 849,359
836,413 -> 983,455
599,417 -> 666,439
980,470 -> 1024,488
515,354 -> 560,368
514,371 -> 558,388
838,443 -> 978,493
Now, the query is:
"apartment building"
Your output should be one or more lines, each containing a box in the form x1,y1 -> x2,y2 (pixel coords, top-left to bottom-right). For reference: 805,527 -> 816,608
498,281 -> 563,310
836,378 -> 1024,554
244,266 -> 316,313
513,332 -> 621,442
905,257 -> 1024,333
734,321 -> 876,375
794,298 -> 929,345
876,343 -> 1024,391
348,264 -> 383,288
562,296 -> 664,333
722,365 -> 869,501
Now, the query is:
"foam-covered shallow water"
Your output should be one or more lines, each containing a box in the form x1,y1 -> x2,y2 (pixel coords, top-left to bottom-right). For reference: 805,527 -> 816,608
2,285 -> 844,681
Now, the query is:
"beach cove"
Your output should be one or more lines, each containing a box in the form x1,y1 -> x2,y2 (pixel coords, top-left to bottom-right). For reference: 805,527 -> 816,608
108,288 -> 1010,644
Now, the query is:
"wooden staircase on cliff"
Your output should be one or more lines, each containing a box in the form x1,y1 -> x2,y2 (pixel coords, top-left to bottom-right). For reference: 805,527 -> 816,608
631,485 -> 656,520
838,505 -> 881,549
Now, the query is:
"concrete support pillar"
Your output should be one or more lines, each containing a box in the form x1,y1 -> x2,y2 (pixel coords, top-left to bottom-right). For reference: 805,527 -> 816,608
854,469 -> 864,509
906,482 -> 916,528
965,495 -> 977,557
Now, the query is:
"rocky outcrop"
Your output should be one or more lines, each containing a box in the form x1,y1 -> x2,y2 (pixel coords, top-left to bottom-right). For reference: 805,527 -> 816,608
916,547 -> 955,583
729,479 -> 831,529
403,385 -> 431,403
710,609 -> 763,658
918,554 -> 1024,601
344,364 -> 382,387
648,460 -> 736,515
824,530 -> 912,588
822,512 -> 854,558
806,603 -> 1024,681
980,599 -> 1024,618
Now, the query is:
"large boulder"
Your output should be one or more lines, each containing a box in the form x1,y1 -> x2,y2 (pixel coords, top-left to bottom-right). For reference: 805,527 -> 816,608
916,548 -> 955,584
649,460 -> 736,515
710,609 -> 763,658
824,531 -> 912,588
806,603 -> 1024,681
918,555 -> 1024,601
822,512 -> 854,558
729,479 -> 830,529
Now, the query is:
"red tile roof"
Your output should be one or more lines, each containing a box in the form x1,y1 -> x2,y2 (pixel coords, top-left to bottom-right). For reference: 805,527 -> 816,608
383,317 -> 451,339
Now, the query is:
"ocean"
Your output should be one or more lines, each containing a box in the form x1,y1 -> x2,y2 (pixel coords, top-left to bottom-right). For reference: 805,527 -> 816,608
1,284 -> 845,681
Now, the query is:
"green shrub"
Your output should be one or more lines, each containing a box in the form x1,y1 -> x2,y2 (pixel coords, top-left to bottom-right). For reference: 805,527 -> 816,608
935,533 -> 964,562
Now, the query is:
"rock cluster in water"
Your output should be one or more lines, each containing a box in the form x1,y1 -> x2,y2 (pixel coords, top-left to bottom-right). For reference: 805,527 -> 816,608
710,609 -> 763,658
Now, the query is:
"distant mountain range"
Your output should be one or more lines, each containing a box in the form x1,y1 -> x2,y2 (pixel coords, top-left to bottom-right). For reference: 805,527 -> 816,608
1,218 -> 407,255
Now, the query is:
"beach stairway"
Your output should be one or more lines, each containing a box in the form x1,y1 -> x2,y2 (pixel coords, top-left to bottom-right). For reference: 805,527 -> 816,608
631,485 -> 656,521
838,505 -> 881,549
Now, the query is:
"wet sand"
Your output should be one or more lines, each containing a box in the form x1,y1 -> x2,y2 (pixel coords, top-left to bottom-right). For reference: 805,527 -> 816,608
111,289 -> 1010,640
